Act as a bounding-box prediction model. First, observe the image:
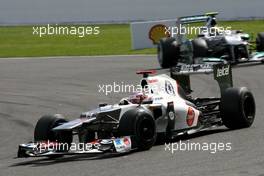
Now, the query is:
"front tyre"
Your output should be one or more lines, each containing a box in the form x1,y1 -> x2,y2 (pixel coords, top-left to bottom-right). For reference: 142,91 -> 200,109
135,112 -> 157,150
220,87 -> 256,129
34,115 -> 73,151
119,109 -> 157,151
157,37 -> 180,68
192,38 -> 208,58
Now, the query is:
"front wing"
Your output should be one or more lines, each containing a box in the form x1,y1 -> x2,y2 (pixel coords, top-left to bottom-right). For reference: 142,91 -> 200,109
17,136 -> 135,158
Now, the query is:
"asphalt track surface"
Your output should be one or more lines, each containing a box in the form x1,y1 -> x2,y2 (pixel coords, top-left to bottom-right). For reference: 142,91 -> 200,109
0,55 -> 264,176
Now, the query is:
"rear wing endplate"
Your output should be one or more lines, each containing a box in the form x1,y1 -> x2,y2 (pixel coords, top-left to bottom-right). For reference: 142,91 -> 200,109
170,63 -> 233,95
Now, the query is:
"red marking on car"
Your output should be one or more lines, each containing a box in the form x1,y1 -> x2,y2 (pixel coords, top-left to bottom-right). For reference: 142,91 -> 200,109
175,81 -> 179,93
148,79 -> 158,83
89,139 -> 100,144
186,107 -> 195,126
136,70 -> 157,75
123,137 -> 130,146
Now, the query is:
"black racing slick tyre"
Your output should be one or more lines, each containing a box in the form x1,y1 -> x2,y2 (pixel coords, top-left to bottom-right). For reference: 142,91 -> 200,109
192,38 -> 209,58
118,108 -> 157,151
256,32 -> 264,52
34,115 -> 73,149
220,87 -> 256,129
157,37 -> 180,68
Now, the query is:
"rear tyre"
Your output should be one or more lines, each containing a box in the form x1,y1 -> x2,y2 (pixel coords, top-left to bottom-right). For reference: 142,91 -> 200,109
256,32 -> 264,51
34,115 -> 73,151
220,87 -> 256,129
119,109 -> 157,150
157,37 -> 180,68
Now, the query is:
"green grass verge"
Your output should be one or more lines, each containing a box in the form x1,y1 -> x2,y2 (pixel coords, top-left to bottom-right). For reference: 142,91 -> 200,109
0,24 -> 155,57
0,20 -> 263,58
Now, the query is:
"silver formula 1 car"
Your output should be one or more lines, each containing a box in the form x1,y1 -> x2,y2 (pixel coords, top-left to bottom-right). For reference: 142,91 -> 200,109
17,63 -> 256,158
158,12 -> 264,68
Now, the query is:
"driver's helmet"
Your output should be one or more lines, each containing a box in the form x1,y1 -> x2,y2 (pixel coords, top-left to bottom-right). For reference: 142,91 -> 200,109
211,17 -> 217,27
128,92 -> 147,104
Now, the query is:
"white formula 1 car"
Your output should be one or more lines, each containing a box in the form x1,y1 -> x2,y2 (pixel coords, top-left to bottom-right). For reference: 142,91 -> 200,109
17,63 -> 256,158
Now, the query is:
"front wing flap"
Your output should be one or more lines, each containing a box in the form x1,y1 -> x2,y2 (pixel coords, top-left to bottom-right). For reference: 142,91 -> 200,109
249,52 -> 264,62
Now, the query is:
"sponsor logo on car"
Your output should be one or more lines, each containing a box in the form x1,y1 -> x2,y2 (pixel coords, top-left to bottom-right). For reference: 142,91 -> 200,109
216,65 -> 230,77
165,81 -> 175,95
149,24 -> 170,44
123,137 -> 131,146
154,97 -> 163,101
168,111 -> 175,120
113,136 -> 132,153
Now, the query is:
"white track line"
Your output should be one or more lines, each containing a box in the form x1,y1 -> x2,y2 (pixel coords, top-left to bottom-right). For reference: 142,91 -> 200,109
0,54 -> 156,60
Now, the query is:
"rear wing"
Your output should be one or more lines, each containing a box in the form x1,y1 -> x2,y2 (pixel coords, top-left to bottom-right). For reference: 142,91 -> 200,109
170,63 -> 232,95
179,12 -> 218,24
175,12 -> 218,44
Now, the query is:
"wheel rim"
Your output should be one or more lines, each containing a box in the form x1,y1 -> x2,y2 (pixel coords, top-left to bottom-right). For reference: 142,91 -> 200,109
138,118 -> 155,141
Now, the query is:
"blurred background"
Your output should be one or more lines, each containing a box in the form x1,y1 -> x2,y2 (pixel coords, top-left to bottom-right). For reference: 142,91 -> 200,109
1,0 -> 263,25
